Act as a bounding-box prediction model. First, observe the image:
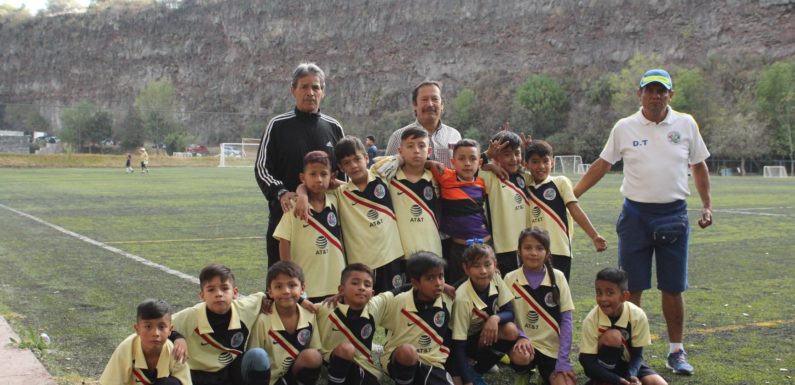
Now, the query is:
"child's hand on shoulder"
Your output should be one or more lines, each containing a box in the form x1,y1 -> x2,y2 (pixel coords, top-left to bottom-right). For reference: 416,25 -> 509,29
481,163 -> 509,180
442,283 -> 456,300
293,194 -> 311,221
592,234 -> 607,252
171,338 -> 189,364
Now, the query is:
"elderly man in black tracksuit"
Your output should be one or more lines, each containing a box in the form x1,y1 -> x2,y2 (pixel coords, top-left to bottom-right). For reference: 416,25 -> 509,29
255,62 -> 344,267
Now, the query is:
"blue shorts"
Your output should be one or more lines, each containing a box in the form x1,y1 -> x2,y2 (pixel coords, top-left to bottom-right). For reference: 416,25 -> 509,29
616,199 -> 689,294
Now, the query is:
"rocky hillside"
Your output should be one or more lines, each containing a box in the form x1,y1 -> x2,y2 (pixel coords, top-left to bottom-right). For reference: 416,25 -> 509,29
1,0 -> 792,138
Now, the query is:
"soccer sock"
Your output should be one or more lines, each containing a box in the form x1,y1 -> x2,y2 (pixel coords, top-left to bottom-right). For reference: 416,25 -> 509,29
327,354 -> 353,384
597,346 -> 622,369
296,367 -> 321,385
248,369 -> 270,385
391,360 -> 416,385
669,342 -> 684,354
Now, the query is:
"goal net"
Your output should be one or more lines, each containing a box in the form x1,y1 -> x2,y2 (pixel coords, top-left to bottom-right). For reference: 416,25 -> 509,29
763,166 -> 788,178
577,163 -> 591,174
219,139 -> 260,168
554,155 -> 583,175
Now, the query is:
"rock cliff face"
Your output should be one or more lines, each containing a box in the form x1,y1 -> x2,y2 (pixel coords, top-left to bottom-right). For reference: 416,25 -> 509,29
1,0 -> 793,137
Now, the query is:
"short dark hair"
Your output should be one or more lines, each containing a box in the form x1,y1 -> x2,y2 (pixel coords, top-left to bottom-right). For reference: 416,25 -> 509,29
412,81 -> 442,105
366,135 -> 376,142
406,251 -> 446,282
596,267 -> 629,291
401,127 -> 428,142
267,261 -> 305,288
340,263 -> 374,285
461,243 -> 495,266
334,136 -> 367,163
137,299 -> 172,321
200,264 -> 236,288
491,131 -> 522,150
453,138 -> 480,155
303,150 -> 331,170
524,139 -> 554,160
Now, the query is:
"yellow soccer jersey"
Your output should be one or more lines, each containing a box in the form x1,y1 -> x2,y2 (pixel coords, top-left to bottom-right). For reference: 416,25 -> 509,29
504,267 -> 574,358
481,170 -> 529,254
333,171 -> 404,269
315,296 -> 391,379
248,304 -> 321,385
99,333 -> 192,385
171,292 -> 265,373
580,301 -> 651,362
273,194 -> 345,298
451,274 -> 514,340
526,174 -> 577,257
378,290 -> 453,372
389,168 -> 443,257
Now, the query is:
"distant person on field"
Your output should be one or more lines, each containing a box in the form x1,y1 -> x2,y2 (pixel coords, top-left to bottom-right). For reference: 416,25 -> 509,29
140,148 -> 150,174
125,153 -> 134,174
578,268 -> 668,385
523,139 -> 607,280
99,299 -> 192,385
255,62 -> 345,268
574,69 -> 712,376
365,135 -> 378,167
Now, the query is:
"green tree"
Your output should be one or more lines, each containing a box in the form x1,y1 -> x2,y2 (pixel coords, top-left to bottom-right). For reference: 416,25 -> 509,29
670,68 -> 713,137
60,101 -> 112,153
118,107 -> 145,150
0,4 -> 32,23
448,88 -> 477,132
514,74 -> 570,138
135,80 -> 180,154
710,111 -> 771,175
45,0 -> 83,14
756,61 -> 795,169
609,53 -> 664,117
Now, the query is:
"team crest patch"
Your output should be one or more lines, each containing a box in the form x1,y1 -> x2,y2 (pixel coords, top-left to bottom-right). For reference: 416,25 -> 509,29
418,334 -> 432,346
315,236 -> 328,249
218,351 -> 234,365
327,212 -> 337,227
297,329 -> 311,346
516,177 -> 525,189
667,131 -> 682,144
544,292 -> 558,307
374,184 -> 386,199
433,310 -> 446,327
391,274 -> 404,288
361,324 -> 373,339
410,204 -> 423,217
526,310 -> 539,325
423,186 -> 434,200
543,187 -> 557,201
230,331 -> 245,348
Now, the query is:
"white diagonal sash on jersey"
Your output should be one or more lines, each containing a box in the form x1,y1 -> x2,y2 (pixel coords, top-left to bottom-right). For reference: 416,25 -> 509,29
328,312 -> 373,363
306,216 -> 343,252
268,330 -> 300,359
502,179 -> 530,206
132,368 -> 153,385
400,308 -> 450,355
512,283 -> 560,335
390,179 -> 438,228
343,190 -> 396,220
194,327 -> 243,357
529,194 -> 568,236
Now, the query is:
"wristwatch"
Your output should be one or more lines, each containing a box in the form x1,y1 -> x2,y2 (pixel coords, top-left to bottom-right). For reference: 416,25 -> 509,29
277,188 -> 289,200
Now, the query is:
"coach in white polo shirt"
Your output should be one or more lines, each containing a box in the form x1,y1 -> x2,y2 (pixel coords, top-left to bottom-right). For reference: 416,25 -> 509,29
385,80 -> 461,168
574,69 -> 712,376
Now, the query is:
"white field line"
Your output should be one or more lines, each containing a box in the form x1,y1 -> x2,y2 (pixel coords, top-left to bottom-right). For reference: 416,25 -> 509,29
0,203 -> 199,285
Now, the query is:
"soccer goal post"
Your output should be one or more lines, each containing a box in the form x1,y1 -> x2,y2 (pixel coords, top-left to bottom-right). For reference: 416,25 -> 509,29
554,155 -> 583,175
577,163 -> 591,174
219,140 -> 260,168
763,166 -> 788,178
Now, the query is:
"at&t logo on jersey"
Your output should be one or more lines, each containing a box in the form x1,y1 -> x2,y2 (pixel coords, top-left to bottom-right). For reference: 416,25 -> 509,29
315,236 -> 328,254
367,209 -> 383,227
531,206 -> 543,223
218,351 -> 234,365
525,310 -> 539,330
409,204 -> 424,222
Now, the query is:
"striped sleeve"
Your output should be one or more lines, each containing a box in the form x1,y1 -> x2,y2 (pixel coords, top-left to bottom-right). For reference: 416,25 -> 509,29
254,112 -> 293,201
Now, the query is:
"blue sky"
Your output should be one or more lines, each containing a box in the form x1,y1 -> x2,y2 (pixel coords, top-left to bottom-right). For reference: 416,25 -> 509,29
2,0 -> 90,13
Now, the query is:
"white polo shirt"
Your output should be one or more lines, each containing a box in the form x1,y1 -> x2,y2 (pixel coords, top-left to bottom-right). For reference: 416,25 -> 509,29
385,121 -> 461,168
600,106 -> 710,203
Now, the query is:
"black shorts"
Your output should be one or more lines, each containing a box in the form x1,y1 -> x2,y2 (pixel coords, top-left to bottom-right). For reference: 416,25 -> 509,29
373,258 -> 406,294
529,350 -> 557,385
325,361 -> 380,385
386,360 -> 453,385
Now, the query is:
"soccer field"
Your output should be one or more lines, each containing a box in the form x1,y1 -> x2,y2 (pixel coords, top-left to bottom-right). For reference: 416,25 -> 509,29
0,167 -> 793,385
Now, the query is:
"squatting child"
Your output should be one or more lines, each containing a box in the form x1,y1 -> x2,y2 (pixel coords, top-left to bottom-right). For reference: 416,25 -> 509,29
274,151 -> 345,302
578,267 -> 668,385
99,299 -> 192,385
504,227 -> 576,385
524,140 -> 607,279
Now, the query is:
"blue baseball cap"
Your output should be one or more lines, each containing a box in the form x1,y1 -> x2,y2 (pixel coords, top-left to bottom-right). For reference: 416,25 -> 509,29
639,69 -> 673,90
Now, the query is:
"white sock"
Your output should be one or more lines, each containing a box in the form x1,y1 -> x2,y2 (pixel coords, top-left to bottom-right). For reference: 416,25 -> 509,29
669,342 -> 684,354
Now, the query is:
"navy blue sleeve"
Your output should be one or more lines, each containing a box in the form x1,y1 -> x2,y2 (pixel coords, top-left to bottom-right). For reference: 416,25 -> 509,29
579,353 -> 624,385
451,339 -> 472,385
496,301 -> 515,324
627,346 -> 644,378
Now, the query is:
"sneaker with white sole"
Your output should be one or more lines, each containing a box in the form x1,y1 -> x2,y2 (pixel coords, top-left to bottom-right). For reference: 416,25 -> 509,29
666,350 -> 694,375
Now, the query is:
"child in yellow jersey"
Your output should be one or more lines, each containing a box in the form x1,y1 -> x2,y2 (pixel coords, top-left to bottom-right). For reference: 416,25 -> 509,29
274,151 -> 345,303
579,268 -> 667,385
171,264 -> 269,385
504,228 -> 575,385
249,261 -> 323,385
524,140 -> 607,280
450,244 -> 533,385
296,136 -> 405,293
315,263 -> 384,385
100,299 -> 191,385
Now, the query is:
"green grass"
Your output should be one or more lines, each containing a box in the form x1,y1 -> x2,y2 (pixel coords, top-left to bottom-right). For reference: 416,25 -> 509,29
0,168 -> 793,385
